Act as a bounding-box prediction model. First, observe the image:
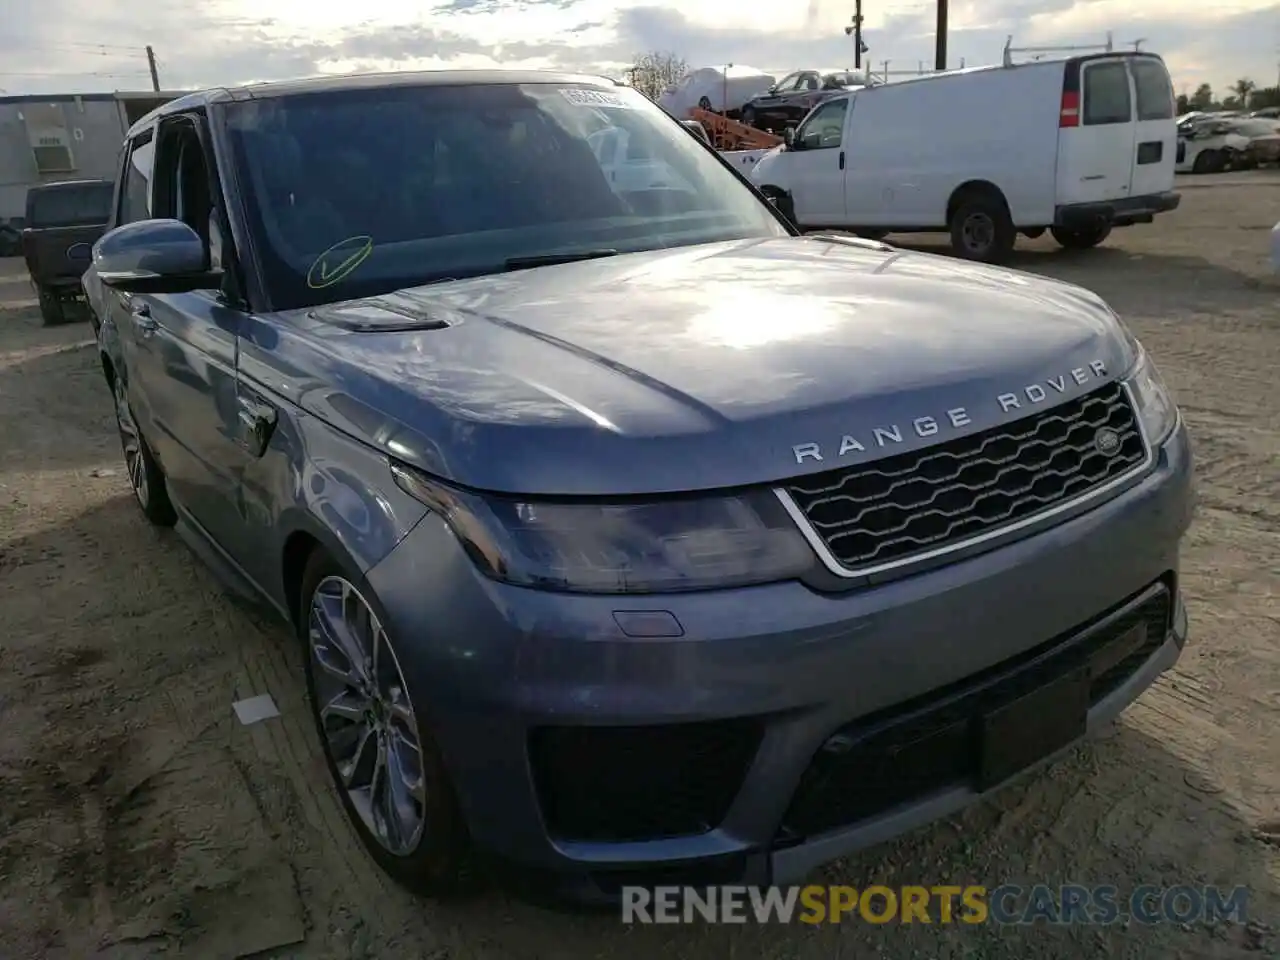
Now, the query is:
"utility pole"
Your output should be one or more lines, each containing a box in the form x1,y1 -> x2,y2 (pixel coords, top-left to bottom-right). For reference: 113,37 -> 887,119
145,45 -> 160,92
934,0 -> 948,70
844,0 -> 865,70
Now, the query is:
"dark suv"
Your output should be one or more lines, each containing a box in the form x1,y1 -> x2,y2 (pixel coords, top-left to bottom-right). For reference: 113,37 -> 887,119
741,70 -> 864,131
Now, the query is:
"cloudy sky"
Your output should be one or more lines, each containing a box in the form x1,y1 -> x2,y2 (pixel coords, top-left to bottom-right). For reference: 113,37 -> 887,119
1,0 -> 1276,99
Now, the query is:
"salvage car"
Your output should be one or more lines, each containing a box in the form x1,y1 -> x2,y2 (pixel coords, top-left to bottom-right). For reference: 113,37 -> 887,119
1176,116 -> 1280,173
85,71 -> 1193,902
740,69 -> 868,131
21,178 -> 113,325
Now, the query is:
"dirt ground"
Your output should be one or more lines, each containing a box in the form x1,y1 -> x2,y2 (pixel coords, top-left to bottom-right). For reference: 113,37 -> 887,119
1,174 -> 1278,960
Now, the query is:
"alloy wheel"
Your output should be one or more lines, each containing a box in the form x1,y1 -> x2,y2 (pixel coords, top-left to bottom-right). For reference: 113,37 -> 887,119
113,378 -> 148,506
308,576 -> 427,855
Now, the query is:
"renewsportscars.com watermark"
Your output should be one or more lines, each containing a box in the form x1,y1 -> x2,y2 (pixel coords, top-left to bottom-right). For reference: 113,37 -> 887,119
621,884 -> 1251,926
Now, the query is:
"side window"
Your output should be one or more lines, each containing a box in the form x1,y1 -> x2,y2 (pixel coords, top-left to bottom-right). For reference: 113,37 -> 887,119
801,74 -> 821,91
118,129 -> 155,225
1083,61 -> 1132,126
1130,59 -> 1174,121
775,73 -> 801,93
797,98 -> 848,149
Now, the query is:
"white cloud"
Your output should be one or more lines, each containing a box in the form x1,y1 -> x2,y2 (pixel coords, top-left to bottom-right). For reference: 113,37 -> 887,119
0,0 -> 1276,98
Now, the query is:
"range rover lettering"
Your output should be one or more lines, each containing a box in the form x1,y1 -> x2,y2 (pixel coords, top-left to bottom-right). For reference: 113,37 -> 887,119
83,71 -> 1193,902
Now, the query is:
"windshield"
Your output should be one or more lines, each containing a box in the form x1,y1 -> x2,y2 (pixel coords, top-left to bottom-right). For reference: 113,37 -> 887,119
225,82 -> 789,311
27,181 -> 114,228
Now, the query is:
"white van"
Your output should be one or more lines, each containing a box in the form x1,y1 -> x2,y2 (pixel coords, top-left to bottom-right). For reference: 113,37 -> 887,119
749,52 -> 1180,263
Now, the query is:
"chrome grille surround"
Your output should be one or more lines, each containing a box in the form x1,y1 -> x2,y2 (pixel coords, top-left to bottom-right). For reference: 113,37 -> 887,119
776,381 -> 1154,580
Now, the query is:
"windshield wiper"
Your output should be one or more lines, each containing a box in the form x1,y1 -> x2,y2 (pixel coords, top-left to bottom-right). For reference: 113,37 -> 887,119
504,249 -> 619,271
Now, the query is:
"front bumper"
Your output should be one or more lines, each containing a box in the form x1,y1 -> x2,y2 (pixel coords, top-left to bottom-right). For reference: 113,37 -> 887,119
1056,191 -> 1181,229
368,420 -> 1194,900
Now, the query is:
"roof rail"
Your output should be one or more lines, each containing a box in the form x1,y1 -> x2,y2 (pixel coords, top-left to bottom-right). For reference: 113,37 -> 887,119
1002,32 -> 1113,67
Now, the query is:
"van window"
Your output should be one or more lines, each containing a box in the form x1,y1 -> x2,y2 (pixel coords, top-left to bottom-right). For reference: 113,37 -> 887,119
1083,61 -> 1131,126
1131,59 -> 1174,121
796,98 -> 847,149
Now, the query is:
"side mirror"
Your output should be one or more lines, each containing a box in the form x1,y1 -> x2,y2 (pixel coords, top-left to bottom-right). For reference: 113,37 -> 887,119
767,85 -> 777,94
93,219 -> 221,294
784,128 -> 798,149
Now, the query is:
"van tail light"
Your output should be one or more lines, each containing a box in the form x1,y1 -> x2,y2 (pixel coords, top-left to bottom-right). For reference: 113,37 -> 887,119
1060,90 -> 1080,128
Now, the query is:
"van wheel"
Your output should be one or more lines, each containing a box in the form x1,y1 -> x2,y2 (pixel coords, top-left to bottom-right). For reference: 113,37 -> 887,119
948,194 -> 1016,264
1050,223 -> 1112,250
38,287 -> 66,326
697,96 -> 712,110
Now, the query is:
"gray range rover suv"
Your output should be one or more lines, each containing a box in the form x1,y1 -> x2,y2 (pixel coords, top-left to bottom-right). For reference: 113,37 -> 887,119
83,71 -> 1193,901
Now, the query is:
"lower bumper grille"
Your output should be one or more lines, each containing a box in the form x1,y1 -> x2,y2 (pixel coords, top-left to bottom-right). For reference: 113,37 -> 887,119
529,717 -> 764,843
784,381 -> 1147,574
779,582 -> 1172,840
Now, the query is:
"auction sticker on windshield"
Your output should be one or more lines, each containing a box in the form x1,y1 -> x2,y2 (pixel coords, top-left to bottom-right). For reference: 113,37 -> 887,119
559,88 -> 631,108
308,235 -> 374,289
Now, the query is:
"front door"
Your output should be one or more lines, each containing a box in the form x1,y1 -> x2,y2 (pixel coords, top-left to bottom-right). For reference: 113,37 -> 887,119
130,113 -> 250,557
1056,58 -> 1135,205
787,97 -> 851,227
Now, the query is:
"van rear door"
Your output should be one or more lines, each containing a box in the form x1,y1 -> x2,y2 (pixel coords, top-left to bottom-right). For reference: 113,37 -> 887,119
1127,55 -> 1177,198
1056,56 -> 1134,205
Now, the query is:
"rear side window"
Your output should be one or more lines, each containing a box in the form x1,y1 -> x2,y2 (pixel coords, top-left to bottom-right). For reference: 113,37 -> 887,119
1131,59 -> 1174,121
1083,61 -> 1131,126
27,182 -> 114,228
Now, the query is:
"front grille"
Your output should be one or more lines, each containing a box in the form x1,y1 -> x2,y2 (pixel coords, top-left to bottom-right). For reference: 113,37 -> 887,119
785,381 -> 1147,574
529,718 -> 764,843
778,583 -> 1172,840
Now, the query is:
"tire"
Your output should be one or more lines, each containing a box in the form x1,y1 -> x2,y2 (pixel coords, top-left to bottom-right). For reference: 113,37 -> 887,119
1050,223 -> 1112,250
1021,227 -> 1046,239
697,96 -> 712,111
741,106 -> 757,128
38,286 -> 66,326
299,549 -> 478,896
948,192 -> 1016,264
112,372 -> 177,526
1191,149 -> 1221,175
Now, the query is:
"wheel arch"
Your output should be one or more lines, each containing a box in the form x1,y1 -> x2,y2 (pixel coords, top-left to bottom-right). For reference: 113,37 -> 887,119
946,179 -> 1011,225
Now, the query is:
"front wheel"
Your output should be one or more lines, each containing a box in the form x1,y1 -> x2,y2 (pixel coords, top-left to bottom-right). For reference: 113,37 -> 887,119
948,195 -> 1016,263
300,551 -> 477,896
1050,223 -> 1112,250
741,106 -> 757,128
1191,149 -> 1223,174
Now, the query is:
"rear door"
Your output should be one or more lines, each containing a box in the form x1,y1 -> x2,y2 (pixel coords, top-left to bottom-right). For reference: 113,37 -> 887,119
1056,57 -> 1134,205
1127,55 -> 1176,197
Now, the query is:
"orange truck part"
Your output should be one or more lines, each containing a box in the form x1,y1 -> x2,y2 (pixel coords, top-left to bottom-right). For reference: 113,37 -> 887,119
688,108 -> 783,151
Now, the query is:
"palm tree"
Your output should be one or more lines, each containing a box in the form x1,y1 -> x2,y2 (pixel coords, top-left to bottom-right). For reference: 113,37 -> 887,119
1232,78 -> 1257,110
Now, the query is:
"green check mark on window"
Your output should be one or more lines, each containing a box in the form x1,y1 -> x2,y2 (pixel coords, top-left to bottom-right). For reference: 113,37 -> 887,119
308,236 -> 374,289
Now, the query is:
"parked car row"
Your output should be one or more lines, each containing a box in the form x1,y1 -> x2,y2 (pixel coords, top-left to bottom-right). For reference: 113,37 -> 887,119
1174,114 -> 1280,173
78,69 -> 1193,904
749,51 -> 1181,262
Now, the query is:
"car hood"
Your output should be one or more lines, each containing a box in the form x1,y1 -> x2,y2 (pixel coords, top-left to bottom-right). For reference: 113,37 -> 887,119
252,236 -> 1136,496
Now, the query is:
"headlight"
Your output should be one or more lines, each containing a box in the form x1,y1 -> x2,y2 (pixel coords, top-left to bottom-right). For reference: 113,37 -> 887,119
1125,346 -> 1178,446
391,463 -> 815,594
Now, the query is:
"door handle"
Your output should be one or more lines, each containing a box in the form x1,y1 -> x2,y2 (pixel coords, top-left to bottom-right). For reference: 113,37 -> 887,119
131,302 -> 157,333
838,150 -> 845,170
